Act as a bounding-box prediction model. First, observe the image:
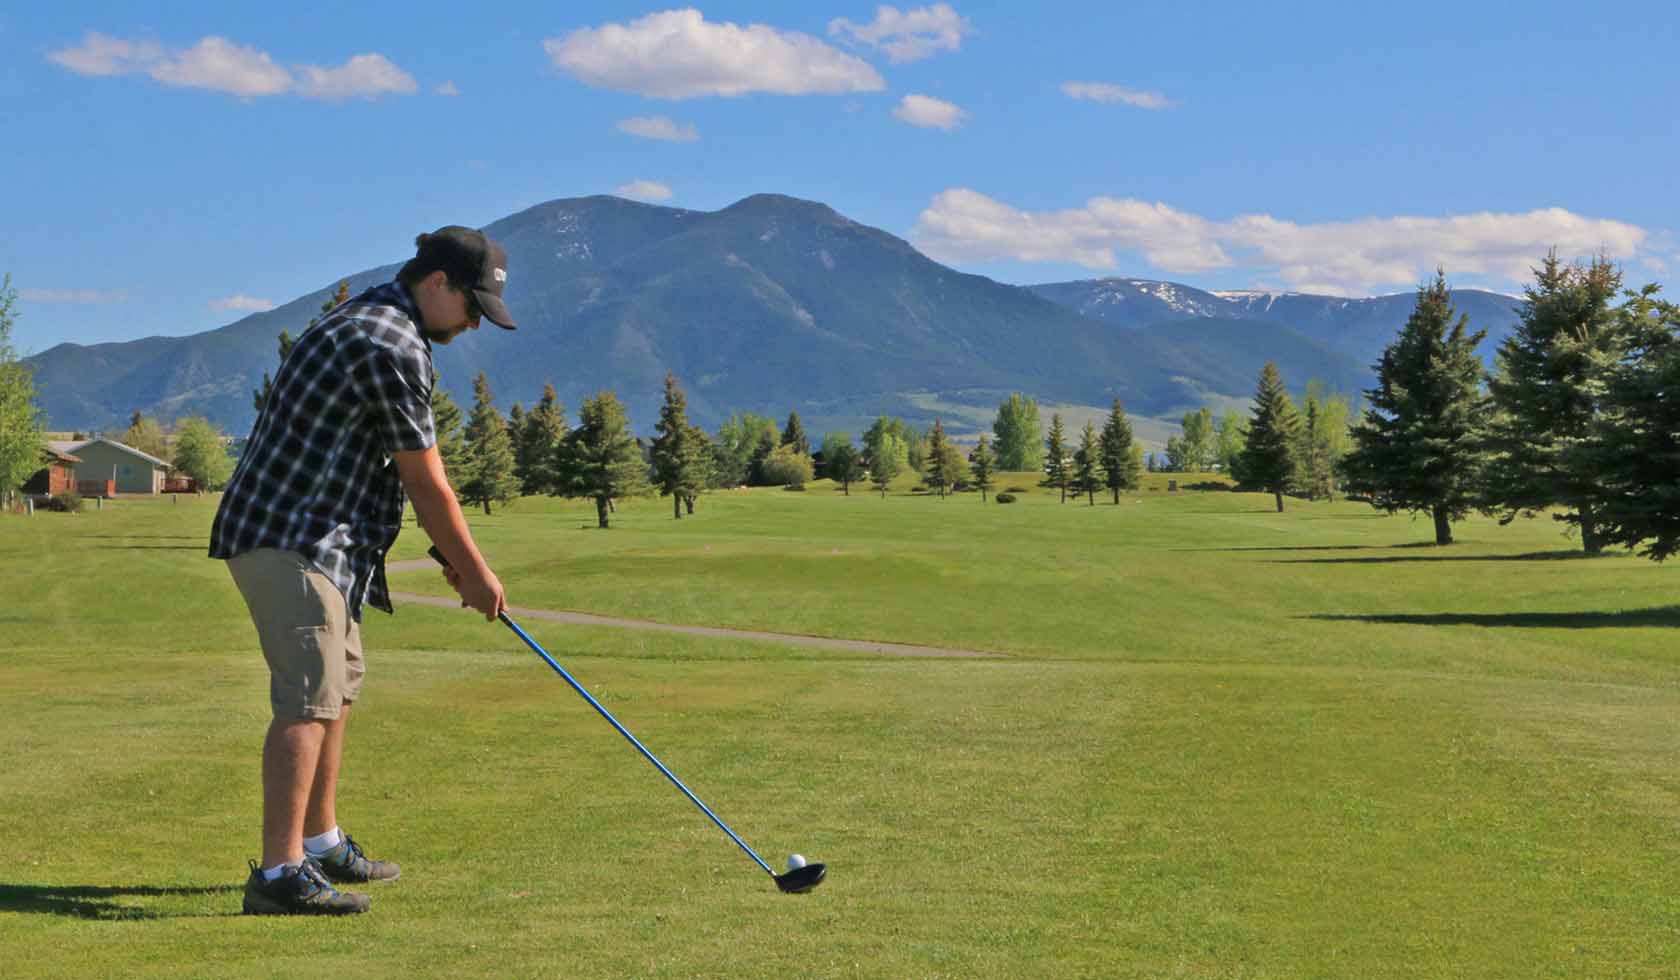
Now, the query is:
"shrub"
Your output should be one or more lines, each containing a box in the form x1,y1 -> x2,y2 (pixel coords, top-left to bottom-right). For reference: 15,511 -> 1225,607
758,445 -> 814,486
995,492 -> 1017,504
783,483 -> 806,492
1004,485 -> 1028,493
49,491 -> 83,513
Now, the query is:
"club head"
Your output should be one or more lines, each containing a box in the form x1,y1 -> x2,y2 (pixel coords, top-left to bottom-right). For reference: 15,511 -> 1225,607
773,861 -> 827,894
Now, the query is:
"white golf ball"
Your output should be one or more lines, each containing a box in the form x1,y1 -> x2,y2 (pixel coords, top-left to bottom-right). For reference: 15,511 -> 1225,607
786,854 -> 807,871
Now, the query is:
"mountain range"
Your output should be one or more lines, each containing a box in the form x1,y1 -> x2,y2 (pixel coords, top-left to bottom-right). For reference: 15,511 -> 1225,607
24,194 -> 1524,439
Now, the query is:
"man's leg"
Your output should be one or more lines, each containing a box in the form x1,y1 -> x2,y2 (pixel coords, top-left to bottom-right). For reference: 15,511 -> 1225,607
303,705 -> 350,838
262,717 -> 327,869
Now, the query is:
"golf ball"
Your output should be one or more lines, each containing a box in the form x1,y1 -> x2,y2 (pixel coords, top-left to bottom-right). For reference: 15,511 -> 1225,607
787,854 -> 807,871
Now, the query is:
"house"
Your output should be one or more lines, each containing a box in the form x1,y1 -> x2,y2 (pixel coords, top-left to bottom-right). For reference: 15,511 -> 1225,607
48,438 -> 169,495
21,446 -> 82,497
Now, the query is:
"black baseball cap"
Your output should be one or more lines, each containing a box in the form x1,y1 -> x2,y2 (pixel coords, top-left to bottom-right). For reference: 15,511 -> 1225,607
413,225 -> 517,329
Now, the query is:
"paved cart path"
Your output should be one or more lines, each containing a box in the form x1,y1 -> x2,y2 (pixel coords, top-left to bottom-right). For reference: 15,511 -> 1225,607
386,559 -> 1005,660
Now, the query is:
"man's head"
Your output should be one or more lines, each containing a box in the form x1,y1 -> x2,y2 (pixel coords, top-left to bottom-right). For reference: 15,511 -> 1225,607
398,226 -> 516,344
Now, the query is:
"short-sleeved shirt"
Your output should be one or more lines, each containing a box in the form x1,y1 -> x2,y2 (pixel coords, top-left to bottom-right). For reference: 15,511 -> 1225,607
210,280 -> 437,620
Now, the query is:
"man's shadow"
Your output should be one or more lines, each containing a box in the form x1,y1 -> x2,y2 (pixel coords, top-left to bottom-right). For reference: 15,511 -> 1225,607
0,883 -> 241,920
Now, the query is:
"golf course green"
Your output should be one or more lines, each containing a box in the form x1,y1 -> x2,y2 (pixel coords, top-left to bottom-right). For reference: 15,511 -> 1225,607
2,476 -> 1676,977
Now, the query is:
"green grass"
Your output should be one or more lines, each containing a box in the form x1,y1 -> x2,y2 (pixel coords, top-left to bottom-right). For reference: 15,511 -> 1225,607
2,481 -> 1677,977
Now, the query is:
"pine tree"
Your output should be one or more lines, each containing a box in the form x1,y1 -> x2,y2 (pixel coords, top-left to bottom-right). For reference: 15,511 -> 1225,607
0,274 -> 43,505
1484,253 -> 1622,552
1589,286 -> 1680,560
514,385 -> 566,495
1073,420 -> 1100,505
1341,272 -> 1489,544
651,373 -> 702,519
460,372 -> 520,515
430,379 -> 468,487
1098,398 -> 1141,503
969,434 -> 996,502
683,424 -> 713,512
1293,398 -> 1334,500
780,410 -> 810,456
558,390 -> 649,528
252,281 -> 346,413
991,393 -> 1044,472
1043,412 -> 1071,503
1237,362 -> 1302,513
924,420 -> 956,498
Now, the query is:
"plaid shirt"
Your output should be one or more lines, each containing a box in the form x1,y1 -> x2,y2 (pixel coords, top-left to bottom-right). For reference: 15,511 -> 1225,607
211,281 -> 437,620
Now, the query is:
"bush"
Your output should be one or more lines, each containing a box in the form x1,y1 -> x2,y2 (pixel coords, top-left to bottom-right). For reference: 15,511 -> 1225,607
995,492 -> 1017,504
758,445 -> 814,486
49,491 -> 83,513
783,483 -> 806,492
1004,485 -> 1028,493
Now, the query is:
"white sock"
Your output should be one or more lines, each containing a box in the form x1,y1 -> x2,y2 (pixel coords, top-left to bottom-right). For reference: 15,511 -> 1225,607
303,827 -> 343,854
261,860 -> 300,881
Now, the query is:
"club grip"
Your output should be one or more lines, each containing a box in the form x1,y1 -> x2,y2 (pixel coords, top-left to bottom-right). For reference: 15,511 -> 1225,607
427,545 -> 451,569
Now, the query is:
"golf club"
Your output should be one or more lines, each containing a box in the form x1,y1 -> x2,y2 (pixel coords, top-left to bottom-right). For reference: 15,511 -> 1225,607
428,546 -> 827,895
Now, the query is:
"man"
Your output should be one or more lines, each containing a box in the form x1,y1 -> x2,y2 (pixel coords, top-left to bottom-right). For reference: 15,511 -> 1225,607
211,226 -> 516,915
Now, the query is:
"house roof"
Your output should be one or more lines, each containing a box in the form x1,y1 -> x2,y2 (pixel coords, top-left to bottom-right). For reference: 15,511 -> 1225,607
43,446 -> 82,464
53,437 -> 169,469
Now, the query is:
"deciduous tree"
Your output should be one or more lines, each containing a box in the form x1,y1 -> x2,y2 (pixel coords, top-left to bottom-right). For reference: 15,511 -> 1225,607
991,393 -> 1044,472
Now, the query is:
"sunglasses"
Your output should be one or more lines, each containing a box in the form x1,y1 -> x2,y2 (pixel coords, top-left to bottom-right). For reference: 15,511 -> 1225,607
454,282 -> 483,321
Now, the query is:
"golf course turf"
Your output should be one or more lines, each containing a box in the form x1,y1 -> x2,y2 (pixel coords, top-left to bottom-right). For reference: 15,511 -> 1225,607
2,476 -> 1676,977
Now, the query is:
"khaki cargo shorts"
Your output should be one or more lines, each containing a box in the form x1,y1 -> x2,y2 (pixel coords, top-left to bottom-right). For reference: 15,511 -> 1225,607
227,548 -> 364,720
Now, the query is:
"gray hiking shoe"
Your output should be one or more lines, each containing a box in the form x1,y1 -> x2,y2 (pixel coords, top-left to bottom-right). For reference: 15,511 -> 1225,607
242,858 -> 370,915
311,834 -> 401,884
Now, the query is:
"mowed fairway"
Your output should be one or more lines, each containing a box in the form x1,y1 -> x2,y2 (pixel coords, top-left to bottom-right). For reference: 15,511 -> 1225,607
2,477 -> 1677,978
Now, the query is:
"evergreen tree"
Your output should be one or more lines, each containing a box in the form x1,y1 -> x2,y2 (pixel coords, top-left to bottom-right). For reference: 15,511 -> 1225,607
1072,420 -> 1101,505
820,432 -> 862,495
506,401 -> 527,484
171,416 -> 233,490
748,423 -> 779,485
0,274 -> 43,505
460,372 -> 520,514
969,434 -> 996,503
1588,285 -> 1680,560
558,390 -> 649,528
1293,398 -> 1335,500
780,410 -> 810,456
991,393 -> 1044,472
252,281 -> 346,413
711,413 -> 774,488
1341,272 -> 1489,544
122,411 -> 169,460
869,432 -> 906,498
1043,412 -> 1071,503
430,378 -> 468,487
1484,253 -> 1622,552
1237,362 -> 1302,513
515,385 -> 566,495
1098,398 -> 1141,503
652,373 -> 703,518
924,420 -> 956,498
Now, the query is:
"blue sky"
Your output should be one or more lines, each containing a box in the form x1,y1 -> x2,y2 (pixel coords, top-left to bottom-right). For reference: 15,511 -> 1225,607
4,1 -> 1677,353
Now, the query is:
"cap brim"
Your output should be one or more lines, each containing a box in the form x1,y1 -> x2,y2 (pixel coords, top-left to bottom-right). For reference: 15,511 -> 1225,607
474,290 -> 517,330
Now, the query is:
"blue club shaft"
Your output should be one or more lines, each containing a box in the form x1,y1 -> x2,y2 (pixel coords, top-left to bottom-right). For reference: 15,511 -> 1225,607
496,612 -> 777,877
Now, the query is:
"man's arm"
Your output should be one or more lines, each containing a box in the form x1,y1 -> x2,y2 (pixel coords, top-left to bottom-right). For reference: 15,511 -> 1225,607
392,445 -> 506,620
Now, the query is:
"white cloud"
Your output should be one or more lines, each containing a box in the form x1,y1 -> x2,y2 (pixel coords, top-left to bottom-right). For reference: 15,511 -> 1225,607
616,179 -> 674,202
294,53 -> 418,100
1061,81 -> 1174,110
209,294 -> 276,312
893,93 -> 967,130
828,4 -> 972,63
617,115 -> 700,142
149,36 -> 293,96
19,288 -> 130,304
912,188 -> 1652,295
436,80 -> 461,96
47,32 -> 416,101
544,9 -> 885,99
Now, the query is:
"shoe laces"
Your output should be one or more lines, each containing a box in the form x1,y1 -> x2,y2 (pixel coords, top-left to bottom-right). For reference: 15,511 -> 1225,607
339,835 -> 367,864
295,858 -> 336,897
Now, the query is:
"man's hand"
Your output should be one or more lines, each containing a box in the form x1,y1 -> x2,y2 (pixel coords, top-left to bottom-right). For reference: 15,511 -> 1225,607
428,545 -> 505,621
